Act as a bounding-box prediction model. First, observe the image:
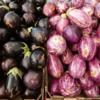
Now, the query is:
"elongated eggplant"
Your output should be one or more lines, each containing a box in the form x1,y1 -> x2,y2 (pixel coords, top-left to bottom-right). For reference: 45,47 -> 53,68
23,70 -> 42,90
31,47 -> 46,69
1,57 -> 17,72
3,41 -> 30,57
5,67 -> 23,98
29,27 -> 48,45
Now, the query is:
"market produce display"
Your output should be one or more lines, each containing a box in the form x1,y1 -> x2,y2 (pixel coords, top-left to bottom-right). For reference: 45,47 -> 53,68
0,0 -> 47,99
43,0 -> 100,98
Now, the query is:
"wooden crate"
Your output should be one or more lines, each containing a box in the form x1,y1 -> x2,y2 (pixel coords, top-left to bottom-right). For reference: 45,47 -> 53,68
44,67 -> 100,100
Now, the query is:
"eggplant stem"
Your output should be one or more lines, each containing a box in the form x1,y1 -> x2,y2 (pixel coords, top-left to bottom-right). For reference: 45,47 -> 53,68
0,5 -> 10,11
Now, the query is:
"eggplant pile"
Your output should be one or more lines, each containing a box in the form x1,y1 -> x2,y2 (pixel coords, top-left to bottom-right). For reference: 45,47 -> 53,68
0,0 -> 47,99
44,0 -> 100,98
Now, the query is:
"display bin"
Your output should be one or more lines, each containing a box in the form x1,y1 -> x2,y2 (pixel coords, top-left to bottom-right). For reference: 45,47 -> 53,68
44,67 -> 100,100
0,68 -> 45,100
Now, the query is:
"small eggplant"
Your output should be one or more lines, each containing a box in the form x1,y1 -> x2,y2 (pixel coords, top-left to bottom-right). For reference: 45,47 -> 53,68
23,70 -> 42,90
0,5 -> 9,22
1,57 -> 17,72
4,12 -> 21,29
29,27 -> 48,45
22,88 -> 40,99
5,67 -> 23,98
31,47 -> 46,69
22,1 -> 36,13
3,41 -> 30,57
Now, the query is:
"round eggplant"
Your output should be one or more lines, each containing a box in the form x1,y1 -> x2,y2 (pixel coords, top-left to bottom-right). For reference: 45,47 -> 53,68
31,48 -> 46,69
23,70 -> 42,90
1,58 -> 17,72
4,12 -> 21,29
5,67 -> 23,98
29,27 -> 48,45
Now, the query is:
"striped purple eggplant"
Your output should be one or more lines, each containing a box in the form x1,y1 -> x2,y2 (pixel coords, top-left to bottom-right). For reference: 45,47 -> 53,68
95,3 -> 100,18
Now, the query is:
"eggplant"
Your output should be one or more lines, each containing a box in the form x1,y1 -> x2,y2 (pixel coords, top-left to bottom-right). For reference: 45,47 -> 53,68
0,5 -> 9,22
34,0 -> 46,6
3,0 -> 11,4
31,47 -> 46,69
4,12 -> 21,29
29,27 -> 48,45
22,88 -> 40,99
1,57 -> 17,72
23,70 -> 42,90
5,67 -> 23,98
3,41 -> 29,57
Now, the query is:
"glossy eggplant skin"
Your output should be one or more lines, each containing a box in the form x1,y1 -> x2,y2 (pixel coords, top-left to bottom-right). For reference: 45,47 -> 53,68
30,27 -> 48,45
1,58 -> 17,72
5,73 -> 22,98
22,88 -> 40,99
3,41 -> 24,56
31,48 -> 47,69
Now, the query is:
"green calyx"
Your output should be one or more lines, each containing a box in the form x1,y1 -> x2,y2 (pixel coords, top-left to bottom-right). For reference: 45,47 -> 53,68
7,67 -> 23,80
0,5 -> 10,11
83,33 -> 89,36
24,50 -> 31,58
61,13 -> 67,18
27,27 -> 32,33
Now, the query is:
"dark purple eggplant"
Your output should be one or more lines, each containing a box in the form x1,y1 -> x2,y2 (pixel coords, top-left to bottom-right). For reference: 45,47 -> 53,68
34,0 -> 45,6
5,67 -> 23,98
0,5 -> 9,22
23,70 -> 42,90
38,18 -> 49,28
22,1 -> 36,13
3,41 -> 29,57
4,12 -> 21,29
23,13 -> 35,26
31,47 -> 46,69
29,27 -> 48,45
22,88 -> 40,99
1,57 -> 17,72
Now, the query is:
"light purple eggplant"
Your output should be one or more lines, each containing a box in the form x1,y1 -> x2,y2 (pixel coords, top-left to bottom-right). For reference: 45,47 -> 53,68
67,8 -> 92,28
59,73 -> 81,97
71,0 -> 84,8
78,36 -> 96,61
81,4 -> 94,16
64,25 -> 81,43
46,35 -> 67,56
69,55 -> 86,78
91,30 -> 97,36
49,14 -> 61,28
49,79 -> 60,95
43,2 -> 56,17
56,15 -> 70,36
92,36 -> 100,47
47,54 -> 64,78
89,58 -> 100,82
79,72 -> 94,90
56,0 -> 68,14
84,85 -> 99,97
61,48 -> 74,65
84,0 -> 98,6
94,3 -> 100,18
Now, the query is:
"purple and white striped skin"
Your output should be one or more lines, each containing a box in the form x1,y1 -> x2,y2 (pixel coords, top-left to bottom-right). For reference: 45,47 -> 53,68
61,48 -> 74,65
84,0 -> 98,7
79,72 -> 94,90
91,36 -> 100,47
49,79 -> 60,95
46,35 -> 67,56
78,36 -> 96,61
67,9 -> 92,28
47,0 -> 59,5
97,47 -> 100,61
59,73 -> 81,97
71,0 -> 84,8
64,25 -> 81,43
56,16 -> 70,36
47,54 -> 64,78
56,0 -> 69,14
84,85 -> 99,97
69,55 -> 86,78
81,4 -> 94,16
89,58 -> 100,82
91,30 -> 97,36
94,3 -> 100,18
81,26 -> 93,35
43,2 -> 56,17
49,14 -> 61,28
